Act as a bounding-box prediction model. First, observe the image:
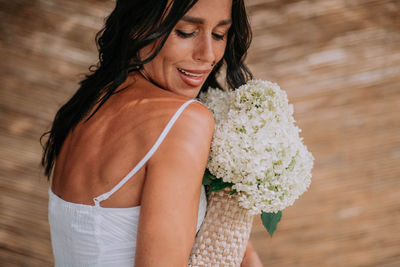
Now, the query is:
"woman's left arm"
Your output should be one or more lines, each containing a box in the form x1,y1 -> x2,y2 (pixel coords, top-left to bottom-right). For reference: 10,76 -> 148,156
241,240 -> 263,267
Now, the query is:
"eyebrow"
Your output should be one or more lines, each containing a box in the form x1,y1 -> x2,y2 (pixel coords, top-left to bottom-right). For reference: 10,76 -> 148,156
181,16 -> 232,26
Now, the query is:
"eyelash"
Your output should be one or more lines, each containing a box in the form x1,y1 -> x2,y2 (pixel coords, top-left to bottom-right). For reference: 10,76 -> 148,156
176,30 -> 225,41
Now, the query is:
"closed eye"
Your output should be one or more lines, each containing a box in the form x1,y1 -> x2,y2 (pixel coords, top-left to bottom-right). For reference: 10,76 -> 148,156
176,30 -> 195,38
212,33 -> 225,41
176,29 -> 225,41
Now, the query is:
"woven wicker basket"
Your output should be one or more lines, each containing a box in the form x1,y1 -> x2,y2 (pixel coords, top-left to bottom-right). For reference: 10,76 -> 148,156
188,187 -> 254,267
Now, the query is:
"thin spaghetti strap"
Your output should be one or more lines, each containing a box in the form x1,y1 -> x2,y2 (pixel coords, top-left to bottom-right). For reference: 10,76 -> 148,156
93,98 -> 200,206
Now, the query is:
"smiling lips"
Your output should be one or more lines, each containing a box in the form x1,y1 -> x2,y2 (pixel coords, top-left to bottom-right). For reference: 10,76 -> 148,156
177,67 -> 210,87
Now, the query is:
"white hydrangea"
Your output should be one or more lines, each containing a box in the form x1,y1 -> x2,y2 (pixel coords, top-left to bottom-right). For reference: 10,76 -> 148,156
199,80 -> 314,215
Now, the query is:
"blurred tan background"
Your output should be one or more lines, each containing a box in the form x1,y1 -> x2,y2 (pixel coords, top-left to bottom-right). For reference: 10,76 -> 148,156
1,0 -> 399,266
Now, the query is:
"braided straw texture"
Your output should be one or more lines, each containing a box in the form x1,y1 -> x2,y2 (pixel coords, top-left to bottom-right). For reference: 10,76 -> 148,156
188,187 -> 254,267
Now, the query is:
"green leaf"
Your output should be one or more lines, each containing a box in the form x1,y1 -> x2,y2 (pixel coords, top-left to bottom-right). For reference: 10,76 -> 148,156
202,169 -> 235,195
261,211 -> 282,237
207,178 -> 233,195
202,169 -> 214,186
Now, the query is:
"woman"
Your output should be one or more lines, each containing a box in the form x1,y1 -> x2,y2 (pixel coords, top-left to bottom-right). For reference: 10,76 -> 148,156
41,0 -> 262,265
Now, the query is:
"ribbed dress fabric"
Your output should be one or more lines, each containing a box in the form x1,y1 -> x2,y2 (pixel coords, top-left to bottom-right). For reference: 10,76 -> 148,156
48,99 -> 207,266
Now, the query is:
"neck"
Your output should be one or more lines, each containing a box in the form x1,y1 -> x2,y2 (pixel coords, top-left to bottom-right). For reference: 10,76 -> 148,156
139,68 -> 164,90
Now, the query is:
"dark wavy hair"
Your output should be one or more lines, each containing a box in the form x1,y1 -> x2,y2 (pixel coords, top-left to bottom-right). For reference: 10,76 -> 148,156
40,0 -> 252,179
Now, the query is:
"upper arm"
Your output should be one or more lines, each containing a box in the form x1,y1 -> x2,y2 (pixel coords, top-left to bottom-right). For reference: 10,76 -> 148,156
134,102 -> 214,266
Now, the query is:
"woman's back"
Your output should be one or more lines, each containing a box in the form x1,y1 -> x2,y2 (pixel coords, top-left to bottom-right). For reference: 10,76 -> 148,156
49,75 -> 213,266
52,75 -> 196,207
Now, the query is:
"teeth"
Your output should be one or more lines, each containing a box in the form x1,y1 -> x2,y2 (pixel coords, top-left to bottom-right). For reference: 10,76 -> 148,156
178,68 -> 203,78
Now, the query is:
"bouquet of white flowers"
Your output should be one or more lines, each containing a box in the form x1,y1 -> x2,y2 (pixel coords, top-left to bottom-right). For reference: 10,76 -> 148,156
188,80 -> 314,266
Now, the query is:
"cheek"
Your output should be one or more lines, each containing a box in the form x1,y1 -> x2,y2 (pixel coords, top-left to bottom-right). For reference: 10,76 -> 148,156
215,44 -> 227,62
161,36 -> 193,62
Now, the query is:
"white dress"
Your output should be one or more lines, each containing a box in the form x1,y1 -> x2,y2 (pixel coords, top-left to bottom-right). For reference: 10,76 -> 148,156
48,99 -> 207,266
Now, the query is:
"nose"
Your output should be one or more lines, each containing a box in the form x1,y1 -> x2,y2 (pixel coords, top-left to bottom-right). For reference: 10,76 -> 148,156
193,32 -> 216,66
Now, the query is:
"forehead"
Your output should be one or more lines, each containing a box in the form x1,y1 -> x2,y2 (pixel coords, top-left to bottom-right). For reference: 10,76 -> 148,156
183,0 -> 232,23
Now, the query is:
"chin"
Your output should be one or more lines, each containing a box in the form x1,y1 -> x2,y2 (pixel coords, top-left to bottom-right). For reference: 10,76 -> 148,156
168,81 -> 203,98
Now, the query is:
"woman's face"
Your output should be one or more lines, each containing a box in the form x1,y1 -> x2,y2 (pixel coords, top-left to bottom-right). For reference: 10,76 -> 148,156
140,0 -> 232,98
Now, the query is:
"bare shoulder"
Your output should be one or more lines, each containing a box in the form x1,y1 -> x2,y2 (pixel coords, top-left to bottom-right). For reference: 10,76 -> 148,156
125,76 -> 215,137
145,97 -> 215,160
174,99 -> 215,135
143,95 -> 215,142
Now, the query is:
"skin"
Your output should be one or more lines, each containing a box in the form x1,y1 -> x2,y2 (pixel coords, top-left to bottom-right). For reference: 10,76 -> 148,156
139,0 -> 232,98
241,241 -> 263,267
51,0 -> 261,265
135,0 -> 233,265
